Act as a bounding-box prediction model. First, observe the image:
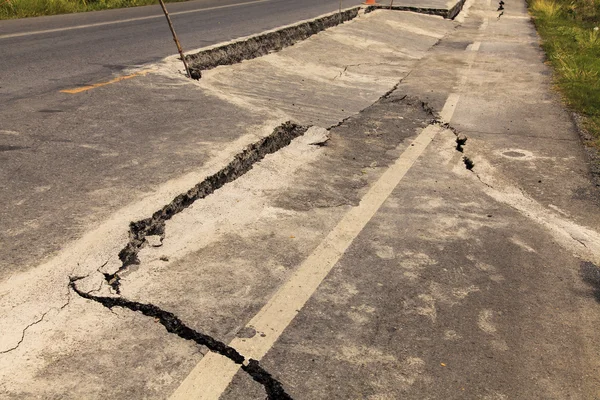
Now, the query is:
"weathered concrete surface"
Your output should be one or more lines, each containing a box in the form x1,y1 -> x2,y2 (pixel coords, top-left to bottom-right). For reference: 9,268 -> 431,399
187,10 -> 453,127
216,1 -> 600,397
1,1 -> 599,399
224,128 -> 600,399
0,9 -> 456,399
400,0 -> 600,236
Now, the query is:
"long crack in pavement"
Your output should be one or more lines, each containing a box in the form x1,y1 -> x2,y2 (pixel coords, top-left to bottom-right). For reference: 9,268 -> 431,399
105,122 -> 309,293
185,8 -> 360,79
70,277 -> 293,399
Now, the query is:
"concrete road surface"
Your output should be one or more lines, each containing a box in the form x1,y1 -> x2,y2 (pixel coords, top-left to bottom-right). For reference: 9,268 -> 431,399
1,0 -> 600,398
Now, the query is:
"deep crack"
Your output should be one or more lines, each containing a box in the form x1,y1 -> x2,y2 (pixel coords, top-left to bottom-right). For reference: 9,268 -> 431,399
106,122 -> 308,292
186,8 -> 360,78
70,278 -> 293,399
463,156 -> 475,170
365,0 -> 466,20
455,136 -> 468,152
366,4 -> 449,18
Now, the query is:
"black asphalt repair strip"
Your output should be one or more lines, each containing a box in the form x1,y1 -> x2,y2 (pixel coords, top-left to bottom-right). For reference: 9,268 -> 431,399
105,122 -> 308,292
70,277 -> 293,399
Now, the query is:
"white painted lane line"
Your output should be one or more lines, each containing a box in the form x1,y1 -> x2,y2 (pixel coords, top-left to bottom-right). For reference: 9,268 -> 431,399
440,92 -> 460,122
479,16 -> 489,31
169,125 -> 443,400
0,0 -> 273,40
442,22 -> 486,124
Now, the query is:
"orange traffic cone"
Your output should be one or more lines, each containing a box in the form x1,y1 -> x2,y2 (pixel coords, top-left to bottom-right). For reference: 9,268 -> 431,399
363,0 -> 376,4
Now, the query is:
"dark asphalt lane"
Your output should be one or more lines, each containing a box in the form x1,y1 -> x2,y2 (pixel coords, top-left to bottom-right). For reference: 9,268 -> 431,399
0,0 -> 354,101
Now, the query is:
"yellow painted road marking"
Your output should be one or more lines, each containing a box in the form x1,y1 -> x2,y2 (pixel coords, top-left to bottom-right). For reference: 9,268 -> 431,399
60,70 -> 151,94
169,124 -> 443,400
0,0 -> 273,40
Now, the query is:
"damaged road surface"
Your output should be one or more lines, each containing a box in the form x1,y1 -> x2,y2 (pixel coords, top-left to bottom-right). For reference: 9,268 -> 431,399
2,0 -> 600,399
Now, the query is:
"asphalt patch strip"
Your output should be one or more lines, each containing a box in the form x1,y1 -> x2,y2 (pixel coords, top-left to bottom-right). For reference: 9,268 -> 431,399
105,122 -> 308,292
69,277 -> 293,400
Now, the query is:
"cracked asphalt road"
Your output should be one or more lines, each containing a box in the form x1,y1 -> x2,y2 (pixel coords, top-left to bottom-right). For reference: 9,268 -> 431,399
2,0 -> 600,398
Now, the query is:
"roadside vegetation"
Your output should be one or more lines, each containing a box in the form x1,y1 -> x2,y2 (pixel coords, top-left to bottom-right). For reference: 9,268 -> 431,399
0,0 -> 188,19
529,0 -> 600,147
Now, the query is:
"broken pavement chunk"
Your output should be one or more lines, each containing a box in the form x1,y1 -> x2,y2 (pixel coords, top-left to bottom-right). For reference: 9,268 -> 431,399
145,235 -> 163,247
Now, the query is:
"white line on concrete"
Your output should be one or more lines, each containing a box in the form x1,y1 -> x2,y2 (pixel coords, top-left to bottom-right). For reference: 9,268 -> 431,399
169,124 -> 443,400
479,16 -> 489,31
442,20 -> 486,123
440,93 -> 460,123
0,0 -> 273,40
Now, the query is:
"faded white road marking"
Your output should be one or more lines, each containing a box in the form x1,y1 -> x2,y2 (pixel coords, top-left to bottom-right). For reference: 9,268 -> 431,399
441,23 -> 486,124
169,125 -> 443,400
440,93 -> 460,122
0,0 -> 273,40
479,17 -> 489,31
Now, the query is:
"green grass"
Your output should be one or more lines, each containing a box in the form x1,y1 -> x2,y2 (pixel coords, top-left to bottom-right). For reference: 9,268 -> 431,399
0,0 -> 189,19
529,0 -> 600,147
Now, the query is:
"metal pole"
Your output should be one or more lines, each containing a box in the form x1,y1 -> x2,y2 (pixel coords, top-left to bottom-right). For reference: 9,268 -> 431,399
158,0 -> 191,78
